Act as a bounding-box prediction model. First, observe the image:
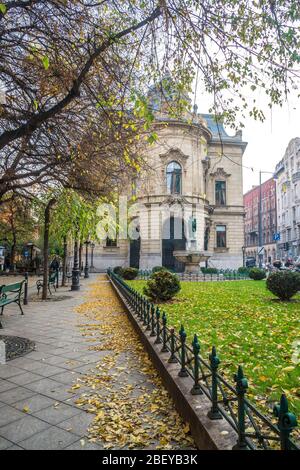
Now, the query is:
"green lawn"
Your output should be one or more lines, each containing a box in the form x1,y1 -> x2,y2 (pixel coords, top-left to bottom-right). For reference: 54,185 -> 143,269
128,280 -> 300,419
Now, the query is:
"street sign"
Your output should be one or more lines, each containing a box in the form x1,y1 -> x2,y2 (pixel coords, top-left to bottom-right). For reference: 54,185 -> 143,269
273,233 -> 280,241
258,246 -> 264,254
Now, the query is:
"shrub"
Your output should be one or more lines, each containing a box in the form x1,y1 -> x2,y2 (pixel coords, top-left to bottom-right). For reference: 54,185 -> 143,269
144,271 -> 181,302
201,267 -> 218,274
266,271 -> 300,301
113,266 -> 124,277
249,268 -> 266,280
151,266 -> 168,274
122,267 -> 138,280
237,266 -> 250,275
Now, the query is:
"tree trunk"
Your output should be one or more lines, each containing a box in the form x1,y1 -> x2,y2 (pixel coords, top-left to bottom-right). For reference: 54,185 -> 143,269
42,198 -> 56,300
11,232 -> 16,271
79,242 -> 82,273
62,235 -> 67,287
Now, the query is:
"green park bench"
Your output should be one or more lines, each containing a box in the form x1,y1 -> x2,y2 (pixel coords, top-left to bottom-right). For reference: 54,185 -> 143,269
0,281 -> 25,329
36,271 -> 57,296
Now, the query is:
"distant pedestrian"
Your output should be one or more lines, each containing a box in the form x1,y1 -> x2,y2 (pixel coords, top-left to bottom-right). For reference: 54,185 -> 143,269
50,256 -> 60,272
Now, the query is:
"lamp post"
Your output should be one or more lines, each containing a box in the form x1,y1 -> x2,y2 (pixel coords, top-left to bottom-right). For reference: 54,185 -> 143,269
90,242 -> 95,270
84,240 -> 90,279
71,235 -> 80,291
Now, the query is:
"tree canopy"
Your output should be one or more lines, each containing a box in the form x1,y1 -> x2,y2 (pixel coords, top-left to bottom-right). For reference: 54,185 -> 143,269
0,1 -> 299,202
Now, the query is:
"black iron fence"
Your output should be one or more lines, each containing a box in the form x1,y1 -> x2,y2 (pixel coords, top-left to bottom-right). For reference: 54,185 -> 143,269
138,269 -> 250,281
108,269 -> 299,451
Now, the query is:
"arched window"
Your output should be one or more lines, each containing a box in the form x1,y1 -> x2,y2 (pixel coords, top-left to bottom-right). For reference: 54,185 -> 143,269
166,161 -> 182,194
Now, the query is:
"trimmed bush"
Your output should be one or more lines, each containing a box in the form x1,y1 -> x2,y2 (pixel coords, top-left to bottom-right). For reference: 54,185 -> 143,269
144,271 -> 181,302
151,266 -> 168,274
266,271 -> 300,301
113,266 -> 124,277
122,267 -> 138,280
249,268 -> 266,280
237,266 -> 250,275
201,267 -> 218,274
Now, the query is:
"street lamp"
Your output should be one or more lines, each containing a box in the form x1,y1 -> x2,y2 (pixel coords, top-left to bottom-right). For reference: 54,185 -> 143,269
84,240 -> 90,279
242,246 -> 245,267
90,242 -> 95,270
71,235 -> 80,291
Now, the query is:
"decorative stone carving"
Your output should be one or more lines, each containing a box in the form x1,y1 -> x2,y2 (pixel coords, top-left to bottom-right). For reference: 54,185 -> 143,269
159,147 -> 189,164
209,167 -> 231,179
160,195 -> 191,207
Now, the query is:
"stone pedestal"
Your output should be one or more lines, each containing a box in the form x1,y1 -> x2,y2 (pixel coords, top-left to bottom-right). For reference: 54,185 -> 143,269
173,251 -> 212,273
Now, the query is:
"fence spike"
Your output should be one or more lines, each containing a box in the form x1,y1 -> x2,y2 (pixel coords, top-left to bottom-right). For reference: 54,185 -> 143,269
191,334 -> 202,395
232,366 -> 248,450
168,327 -> 177,363
178,325 -> 188,377
207,346 -> 222,419
274,394 -> 298,450
155,307 -> 162,344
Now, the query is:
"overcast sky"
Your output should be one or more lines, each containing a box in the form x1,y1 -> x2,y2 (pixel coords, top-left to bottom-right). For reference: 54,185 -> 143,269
194,87 -> 300,194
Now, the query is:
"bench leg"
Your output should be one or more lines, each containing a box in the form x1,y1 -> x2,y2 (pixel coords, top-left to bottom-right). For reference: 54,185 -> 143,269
17,301 -> 24,316
0,306 -> 3,316
0,319 -> 2,329
48,284 -> 52,296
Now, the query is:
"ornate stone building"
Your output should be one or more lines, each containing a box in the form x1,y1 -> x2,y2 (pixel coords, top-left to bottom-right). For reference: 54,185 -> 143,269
93,88 -> 247,271
275,138 -> 300,260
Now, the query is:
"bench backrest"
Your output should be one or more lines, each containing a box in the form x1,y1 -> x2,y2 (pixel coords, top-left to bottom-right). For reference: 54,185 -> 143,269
0,281 -> 24,302
0,281 -> 24,294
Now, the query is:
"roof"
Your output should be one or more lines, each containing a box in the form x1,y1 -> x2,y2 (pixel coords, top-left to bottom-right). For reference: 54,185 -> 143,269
200,114 -> 244,144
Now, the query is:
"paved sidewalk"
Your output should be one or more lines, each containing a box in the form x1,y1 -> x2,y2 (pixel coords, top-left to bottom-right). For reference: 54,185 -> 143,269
0,274 -> 195,450
0,276 -> 103,450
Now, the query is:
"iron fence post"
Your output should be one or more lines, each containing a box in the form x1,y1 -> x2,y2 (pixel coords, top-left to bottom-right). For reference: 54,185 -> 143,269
150,304 -> 156,337
137,294 -> 142,319
143,298 -> 147,325
178,325 -> 188,377
146,302 -> 151,330
274,394 -> 298,450
24,271 -> 28,305
207,346 -> 222,419
161,312 -> 168,352
155,307 -> 162,344
168,328 -> 177,363
232,366 -> 248,450
191,334 -> 202,395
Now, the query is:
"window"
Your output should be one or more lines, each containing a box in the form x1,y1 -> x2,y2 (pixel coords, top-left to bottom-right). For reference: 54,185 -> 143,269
216,225 -> 226,248
215,180 -> 226,206
166,161 -> 182,194
106,238 -> 117,247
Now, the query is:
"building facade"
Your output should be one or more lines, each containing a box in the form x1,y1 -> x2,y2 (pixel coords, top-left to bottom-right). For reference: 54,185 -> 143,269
93,88 -> 247,271
243,178 -> 277,265
275,137 -> 300,260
